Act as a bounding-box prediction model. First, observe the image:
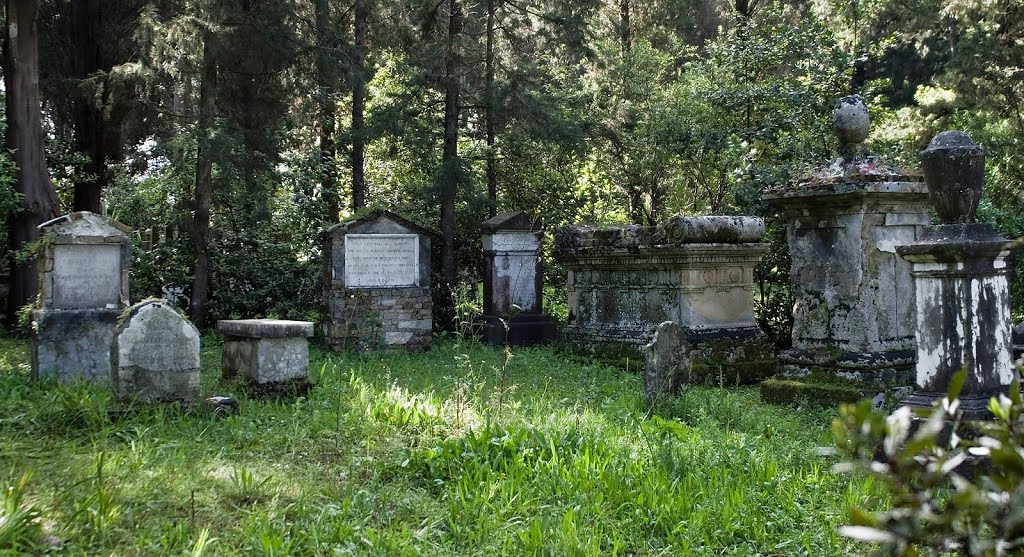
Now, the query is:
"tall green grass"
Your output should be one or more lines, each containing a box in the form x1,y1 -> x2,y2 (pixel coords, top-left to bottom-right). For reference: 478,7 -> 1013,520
0,336 -> 885,555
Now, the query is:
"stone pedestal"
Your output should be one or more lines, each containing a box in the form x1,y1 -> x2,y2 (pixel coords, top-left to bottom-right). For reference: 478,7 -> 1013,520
481,212 -> 556,346
30,212 -> 132,384
219,319 -> 314,385
897,225 -> 1014,415
764,180 -> 931,383
322,211 -> 435,351
895,132 -> 1016,418
554,215 -> 774,381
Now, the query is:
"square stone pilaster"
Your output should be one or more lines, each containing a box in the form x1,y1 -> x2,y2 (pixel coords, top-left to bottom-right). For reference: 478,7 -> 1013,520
765,180 -> 931,383
480,212 -> 556,346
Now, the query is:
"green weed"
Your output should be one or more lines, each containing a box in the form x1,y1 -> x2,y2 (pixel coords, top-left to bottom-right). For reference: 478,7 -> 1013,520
0,473 -> 41,552
0,336 -> 885,555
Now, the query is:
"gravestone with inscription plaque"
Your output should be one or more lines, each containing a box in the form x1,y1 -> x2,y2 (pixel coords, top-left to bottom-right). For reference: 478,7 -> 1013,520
31,212 -> 133,384
322,211 -> 435,350
480,212 -> 556,346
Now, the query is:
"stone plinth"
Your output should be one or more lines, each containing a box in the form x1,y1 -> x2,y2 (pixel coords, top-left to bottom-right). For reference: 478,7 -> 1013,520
554,216 -> 771,371
481,212 -> 556,346
219,319 -> 314,385
31,212 -> 132,383
114,300 -> 200,402
897,225 -> 1014,415
764,180 -> 931,383
32,309 -> 120,384
323,211 -> 434,350
896,132 -> 1016,417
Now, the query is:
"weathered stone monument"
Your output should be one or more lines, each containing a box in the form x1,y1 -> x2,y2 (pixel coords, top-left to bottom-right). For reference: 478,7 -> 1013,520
219,319 -> 314,386
897,132 -> 1016,417
763,96 -> 931,386
114,299 -> 201,402
31,212 -> 132,383
554,215 -> 775,388
480,212 -> 556,346
322,211 -> 434,350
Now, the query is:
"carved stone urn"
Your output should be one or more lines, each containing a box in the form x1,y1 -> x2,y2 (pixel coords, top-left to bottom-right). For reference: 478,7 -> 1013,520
920,131 -> 985,224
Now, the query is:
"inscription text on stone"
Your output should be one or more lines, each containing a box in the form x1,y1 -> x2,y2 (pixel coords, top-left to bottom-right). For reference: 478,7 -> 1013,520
52,244 -> 122,308
345,234 -> 419,287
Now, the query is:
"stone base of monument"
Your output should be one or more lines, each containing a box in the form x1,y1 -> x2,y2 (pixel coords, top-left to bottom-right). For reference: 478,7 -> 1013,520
764,349 -> 914,410
481,313 -> 556,347
31,308 -> 120,384
219,319 -> 314,388
324,287 -> 433,351
776,348 -> 916,385
643,322 -> 776,401
901,390 -> 999,421
760,375 -> 913,410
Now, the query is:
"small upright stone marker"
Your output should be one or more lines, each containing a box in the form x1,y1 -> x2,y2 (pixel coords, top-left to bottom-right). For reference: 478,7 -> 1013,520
32,212 -> 132,384
114,300 -> 200,403
481,212 -> 555,346
897,131 -> 1016,417
219,319 -> 314,386
322,211 -> 435,350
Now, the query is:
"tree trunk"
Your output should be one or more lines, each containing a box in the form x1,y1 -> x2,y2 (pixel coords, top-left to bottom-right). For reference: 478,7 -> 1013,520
619,0 -> 631,54
439,0 -> 462,327
71,0 -> 105,212
484,0 -> 496,219
314,0 -> 340,222
351,0 -> 367,211
4,0 -> 60,327
189,40 -> 216,329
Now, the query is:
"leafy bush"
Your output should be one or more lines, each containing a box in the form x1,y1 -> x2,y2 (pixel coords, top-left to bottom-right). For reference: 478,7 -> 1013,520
833,370 -> 1024,555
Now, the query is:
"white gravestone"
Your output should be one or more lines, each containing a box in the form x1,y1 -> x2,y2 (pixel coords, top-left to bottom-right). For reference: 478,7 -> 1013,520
485,232 -> 540,312
345,234 -> 419,287
52,244 -> 122,309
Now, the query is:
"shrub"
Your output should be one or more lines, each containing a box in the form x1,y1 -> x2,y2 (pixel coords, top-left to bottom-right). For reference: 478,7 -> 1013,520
833,370 -> 1024,556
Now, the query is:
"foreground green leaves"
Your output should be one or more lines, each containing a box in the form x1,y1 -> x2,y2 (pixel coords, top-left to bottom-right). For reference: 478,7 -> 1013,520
834,369 -> 1024,556
0,337 -> 883,555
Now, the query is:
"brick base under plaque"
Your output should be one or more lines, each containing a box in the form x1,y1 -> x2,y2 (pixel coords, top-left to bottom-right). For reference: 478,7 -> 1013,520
219,319 -> 314,385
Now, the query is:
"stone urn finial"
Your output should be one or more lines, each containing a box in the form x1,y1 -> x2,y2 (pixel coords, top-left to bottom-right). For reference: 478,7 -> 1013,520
833,95 -> 870,160
920,131 -> 985,224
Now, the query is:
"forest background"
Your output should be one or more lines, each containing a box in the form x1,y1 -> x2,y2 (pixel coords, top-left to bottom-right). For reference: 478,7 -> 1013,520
1,0 -> 1022,340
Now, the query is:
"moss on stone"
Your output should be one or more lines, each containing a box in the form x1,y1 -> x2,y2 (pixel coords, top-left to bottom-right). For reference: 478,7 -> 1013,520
760,378 -> 865,408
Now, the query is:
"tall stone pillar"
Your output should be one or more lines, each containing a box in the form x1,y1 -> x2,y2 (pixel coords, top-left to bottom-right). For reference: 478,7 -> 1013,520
764,97 -> 931,384
897,131 -> 1016,417
480,212 -> 556,346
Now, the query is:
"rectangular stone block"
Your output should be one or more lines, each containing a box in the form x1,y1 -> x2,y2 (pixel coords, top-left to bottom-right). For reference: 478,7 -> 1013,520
32,308 -> 120,384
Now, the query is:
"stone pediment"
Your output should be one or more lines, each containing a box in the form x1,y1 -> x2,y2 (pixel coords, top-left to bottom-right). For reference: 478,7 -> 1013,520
38,212 -> 131,244
481,211 -> 542,232
323,210 -> 437,239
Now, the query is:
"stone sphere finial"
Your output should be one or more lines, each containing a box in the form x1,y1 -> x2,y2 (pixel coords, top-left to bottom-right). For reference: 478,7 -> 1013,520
921,130 -> 985,224
833,95 -> 870,146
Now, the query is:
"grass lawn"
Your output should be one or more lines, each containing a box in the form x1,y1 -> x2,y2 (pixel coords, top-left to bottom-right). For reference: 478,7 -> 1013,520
0,335 -> 885,556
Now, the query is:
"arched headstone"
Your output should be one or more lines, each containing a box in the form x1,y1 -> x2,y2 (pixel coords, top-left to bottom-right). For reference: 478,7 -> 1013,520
114,299 -> 201,403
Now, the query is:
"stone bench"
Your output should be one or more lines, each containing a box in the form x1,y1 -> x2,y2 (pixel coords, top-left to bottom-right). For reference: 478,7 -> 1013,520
218,319 -> 314,385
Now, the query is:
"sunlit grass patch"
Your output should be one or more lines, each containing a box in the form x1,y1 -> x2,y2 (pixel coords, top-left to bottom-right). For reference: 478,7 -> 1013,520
0,336 -> 886,555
